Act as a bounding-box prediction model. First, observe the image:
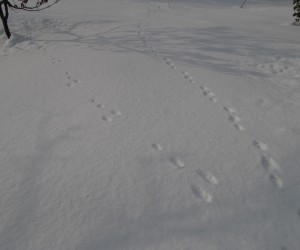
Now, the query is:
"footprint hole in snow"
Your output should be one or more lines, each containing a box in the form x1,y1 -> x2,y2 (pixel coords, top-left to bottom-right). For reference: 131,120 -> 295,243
203,91 -> 215,97
253,140 -> 268,151
229,115 -> 241,123
102,116 -> 113,122
261,154 -> 280,172
151,143 -> 163,151
110,110 -> 122,116
297,209 -> 300,219
234,124 -> 244,131
170,156 -> 185,168
269,172 -> 283,189
224,107 -> 236,113
191,185 -> 213,203
196,169 -> 218,185
209,97 -> 218,103
200,86 -> 210,92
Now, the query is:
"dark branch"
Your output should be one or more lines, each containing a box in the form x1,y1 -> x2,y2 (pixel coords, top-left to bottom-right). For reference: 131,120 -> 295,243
0,1 -> 11,38
0,0 -> 60,39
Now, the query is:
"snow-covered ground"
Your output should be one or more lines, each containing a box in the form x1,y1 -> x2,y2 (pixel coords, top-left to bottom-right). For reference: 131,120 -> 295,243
1,0 -> 300,249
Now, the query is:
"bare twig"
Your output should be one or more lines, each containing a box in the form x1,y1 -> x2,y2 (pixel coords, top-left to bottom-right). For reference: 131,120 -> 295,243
0,0 -> 61,39
240,0 -> 247,8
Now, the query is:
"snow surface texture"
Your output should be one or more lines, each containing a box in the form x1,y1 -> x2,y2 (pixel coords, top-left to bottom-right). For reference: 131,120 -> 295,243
0,0 -> 300,249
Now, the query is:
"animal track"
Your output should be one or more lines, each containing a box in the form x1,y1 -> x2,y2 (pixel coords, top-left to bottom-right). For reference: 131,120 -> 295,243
191,184 -> 213,203
297,209 -> 300,219
253,139 -> 283,189
269,171 -> 283,189
260,153 -> 283,189
64,71 -> 80,87
139,4 -> 225,204
102,115 -> 113,122
51,57 -> 61,64
261,154 -> 280,172
198,86 -> 218,102
152,143 -> 163,151
181,71 -> 190,79
224,107 -> 244,131
90,99 -> 103,108
162,57 -> 176,69
110,110 -> 122,116
229,114 -> 241,122
189,78 -> 195,83
196,169 -> 219,185
253,140 -> 268,151
234,124 -> 244,131
203,89 -> 215,98
170,156 -> 185,168
90,99 -> 122,123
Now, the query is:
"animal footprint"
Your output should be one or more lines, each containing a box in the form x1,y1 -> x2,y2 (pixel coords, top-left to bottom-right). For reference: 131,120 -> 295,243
181,71 -> 190,79
253,140 -> 269,151
102,115 -> 113,122
261,154 -> 283,189
189,78 -> 195,83
224,107 -> 236,113
152,143 -> 163,151
196,169 -> 219,185
209,97 -> 218,103
261,154 -> 280,172
269,171 -> 283,189
191,184 -> 213,203
200,86 -> 209,91
203,90 -> 215,98
170,156 -> 185,168
170,64 -> 176,69
229,114 -> 241,122
51,57 -> 61,64
224,107 -> 244,131
110,110 -> 122,116
234,124 -> 244,131
90,99 -> 102,108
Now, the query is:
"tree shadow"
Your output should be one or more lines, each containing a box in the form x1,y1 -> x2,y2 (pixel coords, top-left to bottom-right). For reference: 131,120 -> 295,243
7,15 -> 300,79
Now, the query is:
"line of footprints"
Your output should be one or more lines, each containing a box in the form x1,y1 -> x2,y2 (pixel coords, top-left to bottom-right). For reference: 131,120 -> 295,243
152,143 -> 218,203
138,16 -> 284,198
52,57 -> 123,123
90,99 -> 122,123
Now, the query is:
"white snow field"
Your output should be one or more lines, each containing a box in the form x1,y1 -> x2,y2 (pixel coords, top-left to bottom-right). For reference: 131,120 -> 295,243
0,0 -> 300,249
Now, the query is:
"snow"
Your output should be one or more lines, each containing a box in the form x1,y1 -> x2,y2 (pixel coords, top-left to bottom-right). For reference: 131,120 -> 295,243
0,0 -> 300,249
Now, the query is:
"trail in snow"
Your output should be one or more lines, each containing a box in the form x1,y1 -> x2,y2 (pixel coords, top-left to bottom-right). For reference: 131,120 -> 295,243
137,1 -> 219,202
1,0 -> 300,249
138,0 -> 285,201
